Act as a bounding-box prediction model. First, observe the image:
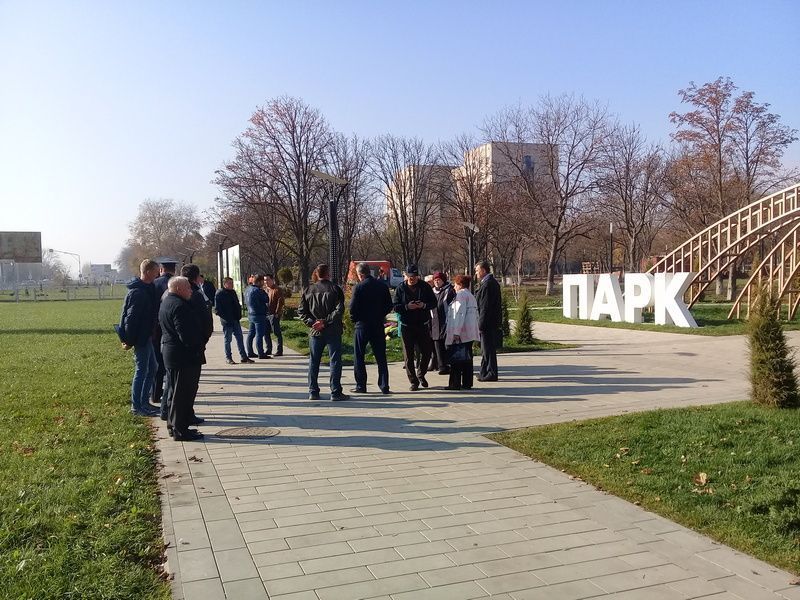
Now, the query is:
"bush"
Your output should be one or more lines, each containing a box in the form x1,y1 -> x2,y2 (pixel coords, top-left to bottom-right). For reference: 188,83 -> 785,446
515,291 -> 534,345
501,292 -> 511,338
343,307 -> 355,337
747,286 -> 799,408
283,306 -> 298,320
278,267 -> 293,287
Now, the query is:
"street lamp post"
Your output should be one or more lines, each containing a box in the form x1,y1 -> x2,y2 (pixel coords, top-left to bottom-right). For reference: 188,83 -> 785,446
207,231 -> 229,285
609,222 -> 614,273
48,248 -> 82,283
310,169 -> 348,284
461,221 -> 480,289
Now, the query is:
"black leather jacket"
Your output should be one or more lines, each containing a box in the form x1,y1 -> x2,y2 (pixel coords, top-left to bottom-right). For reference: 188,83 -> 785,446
298,280 -> 345,336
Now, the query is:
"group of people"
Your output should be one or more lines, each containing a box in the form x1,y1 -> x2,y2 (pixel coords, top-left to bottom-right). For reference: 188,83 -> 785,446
118,256 -> 503,440
299,260 -> 503,400
118,259 -> 212,441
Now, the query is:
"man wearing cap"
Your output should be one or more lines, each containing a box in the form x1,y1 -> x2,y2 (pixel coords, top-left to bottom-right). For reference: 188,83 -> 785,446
349,261 -> 393,394
393,264 -> 436,391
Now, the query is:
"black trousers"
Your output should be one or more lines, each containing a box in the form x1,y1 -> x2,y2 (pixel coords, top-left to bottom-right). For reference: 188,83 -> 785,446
479,328 -> 500,380
449,360 -> 474,389
353,324 -> 389,391
401,325 -> 433,385
151,336 -> 165,404
432,339 -> 449,372
167,364 -> 201,434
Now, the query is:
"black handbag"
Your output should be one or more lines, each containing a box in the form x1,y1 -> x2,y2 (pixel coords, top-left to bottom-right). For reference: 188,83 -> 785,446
448,343 -> 472,363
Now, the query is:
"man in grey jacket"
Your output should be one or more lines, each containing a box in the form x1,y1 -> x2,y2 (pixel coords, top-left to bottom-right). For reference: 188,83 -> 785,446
298,264 -> 349,402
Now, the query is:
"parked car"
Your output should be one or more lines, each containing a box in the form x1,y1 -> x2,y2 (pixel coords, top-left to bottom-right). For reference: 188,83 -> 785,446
346,260 -> 403,289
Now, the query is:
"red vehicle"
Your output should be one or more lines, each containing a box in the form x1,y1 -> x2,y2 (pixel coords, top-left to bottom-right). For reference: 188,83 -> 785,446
346,260 -> 399,289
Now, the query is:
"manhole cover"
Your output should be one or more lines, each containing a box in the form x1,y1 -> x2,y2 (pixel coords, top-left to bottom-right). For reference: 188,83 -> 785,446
214,427 -> 280,439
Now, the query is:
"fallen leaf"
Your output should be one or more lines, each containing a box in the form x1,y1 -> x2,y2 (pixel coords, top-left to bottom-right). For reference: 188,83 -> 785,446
640,468 -> 653,475
693,472 -> 708,486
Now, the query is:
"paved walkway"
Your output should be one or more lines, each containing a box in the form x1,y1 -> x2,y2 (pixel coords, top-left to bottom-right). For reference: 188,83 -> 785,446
157,323 -> 800,600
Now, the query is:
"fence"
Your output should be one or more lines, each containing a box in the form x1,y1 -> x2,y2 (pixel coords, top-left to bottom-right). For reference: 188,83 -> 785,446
0,283 -> 128,302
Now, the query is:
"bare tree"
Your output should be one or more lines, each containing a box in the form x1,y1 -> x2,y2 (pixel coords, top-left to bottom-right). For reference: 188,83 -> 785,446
369,135 -> 442,267
597,123 -> 670,272
440,134 -> 492,269
214,96 -> 332,286
327,134 -> 373,282
484,95 -> 608,295
670,77 -> 797,298
118,198 -> 202,273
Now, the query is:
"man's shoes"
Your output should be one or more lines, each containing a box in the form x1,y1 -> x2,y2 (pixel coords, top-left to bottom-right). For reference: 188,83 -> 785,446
477,376 -> 498,382
331,393 -> 350,402
258,354 -> 272,359
350,387 -> 367,394
419,375 -> 429,388
189,416 -> 205,425
240,357 -> 255,364
275,351 -> 283,356
226,358 -> 236,365
160,414 -> 168,422
173,429 -> 203,441
381,388 -> 391,395
247,352 -> 258,358
131,409 -> 155,417
410,383 -> 419,391
444,385 -> 462,391
309,392 -> 321,400
438,369 -> 450,375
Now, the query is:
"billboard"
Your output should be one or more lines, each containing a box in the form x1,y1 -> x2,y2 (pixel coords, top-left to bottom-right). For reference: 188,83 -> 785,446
219,245 -> 242,299
0,231 -> 42,263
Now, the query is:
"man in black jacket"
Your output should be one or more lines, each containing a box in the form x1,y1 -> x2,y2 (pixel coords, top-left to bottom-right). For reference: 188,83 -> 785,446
298,264 -> 348,401
179,264 -> 212,425
151,258 -> 176,409
215,277 -> 254,365
393,264 -> 436,391
349,262 -> 393,394
474,260 -> 502,381
160,276 -> 204,441
118,259 -> 160,416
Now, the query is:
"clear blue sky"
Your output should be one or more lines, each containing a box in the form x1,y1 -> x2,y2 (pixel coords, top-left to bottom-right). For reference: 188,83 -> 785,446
2,0 -> 798,273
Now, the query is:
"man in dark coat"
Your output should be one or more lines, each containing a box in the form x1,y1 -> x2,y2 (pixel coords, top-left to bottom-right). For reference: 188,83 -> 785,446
214,277 -> 254,364
474,260 -> 502,381
199,274 -> 216,309
159,276 -> 204,441
118,259 -> 160,416
178,264 -> 212,425
349,262 -> 394,394
393,264 -> 436,391
298,264 -> 348,401
151,258 -> 176,410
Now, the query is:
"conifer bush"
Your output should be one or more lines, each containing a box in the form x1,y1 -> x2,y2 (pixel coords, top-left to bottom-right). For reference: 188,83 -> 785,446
501,292 -> 511,338
515,291 -> 534,345
747,286 -> 799,408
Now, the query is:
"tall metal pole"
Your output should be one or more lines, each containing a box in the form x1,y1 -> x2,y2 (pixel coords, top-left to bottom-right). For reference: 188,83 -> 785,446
329,195 -> 339,284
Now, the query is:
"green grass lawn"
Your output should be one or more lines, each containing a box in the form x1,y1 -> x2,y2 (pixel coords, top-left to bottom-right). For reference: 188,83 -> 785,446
531,303 -> 800,336
276,318 -> 568,365
0,300 -> 169,599
490,402 -> 800,573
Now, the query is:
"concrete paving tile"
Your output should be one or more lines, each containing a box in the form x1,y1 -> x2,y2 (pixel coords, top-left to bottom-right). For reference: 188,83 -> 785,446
420,564 -> 485,586
315,573 -> 429,600
263,565 -> 374,596
215,547 -> 259,582
181,578 -> 226,600
392,580 -> 487,600
369,554 -> 455,579
178,547 -> 219,582
222,577 -> 269,600
510,579 -> 607,600
206,519 -> 246,551
173,518 -> 211,551
590,563 -> 694,593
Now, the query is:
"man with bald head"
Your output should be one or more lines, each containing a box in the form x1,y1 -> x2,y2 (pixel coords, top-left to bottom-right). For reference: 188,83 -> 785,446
159,276 -> 204,441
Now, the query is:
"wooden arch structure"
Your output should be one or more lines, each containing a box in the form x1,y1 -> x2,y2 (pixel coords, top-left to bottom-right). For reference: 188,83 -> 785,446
647,183 -> 800,320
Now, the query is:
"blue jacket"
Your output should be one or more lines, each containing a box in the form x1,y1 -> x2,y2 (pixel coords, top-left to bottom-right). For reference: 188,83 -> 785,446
118,277 -> 157,347
246,286 -> 270,317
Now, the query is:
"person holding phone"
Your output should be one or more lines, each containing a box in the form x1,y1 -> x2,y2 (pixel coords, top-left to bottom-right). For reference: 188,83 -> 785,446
393,264 -> 436,391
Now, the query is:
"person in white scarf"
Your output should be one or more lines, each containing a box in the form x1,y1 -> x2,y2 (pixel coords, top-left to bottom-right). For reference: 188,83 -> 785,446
445,274 -> 480,390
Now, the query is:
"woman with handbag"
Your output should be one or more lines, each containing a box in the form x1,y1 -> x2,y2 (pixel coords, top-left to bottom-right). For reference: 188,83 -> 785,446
444,274 -> 480,390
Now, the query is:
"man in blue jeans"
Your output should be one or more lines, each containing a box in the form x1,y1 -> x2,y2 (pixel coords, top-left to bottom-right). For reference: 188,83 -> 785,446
215,277 -> 255,364
298,264 -> 348,401
118,259 -> 160,416
245,274 -> 272,359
